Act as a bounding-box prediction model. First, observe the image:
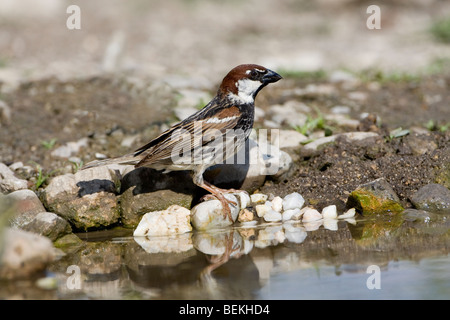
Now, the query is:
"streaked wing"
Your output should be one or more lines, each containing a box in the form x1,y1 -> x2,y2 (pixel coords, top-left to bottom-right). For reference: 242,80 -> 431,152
135,102 -> 241,167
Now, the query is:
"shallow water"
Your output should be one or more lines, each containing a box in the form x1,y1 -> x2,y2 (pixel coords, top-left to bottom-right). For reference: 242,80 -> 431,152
1,215 -> 449,300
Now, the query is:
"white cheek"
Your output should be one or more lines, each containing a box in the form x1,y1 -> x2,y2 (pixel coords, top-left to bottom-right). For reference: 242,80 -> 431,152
228,79 -> 261,104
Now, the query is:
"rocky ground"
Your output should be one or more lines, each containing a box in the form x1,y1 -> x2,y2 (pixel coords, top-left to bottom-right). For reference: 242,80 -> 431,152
0,0 -> 449,289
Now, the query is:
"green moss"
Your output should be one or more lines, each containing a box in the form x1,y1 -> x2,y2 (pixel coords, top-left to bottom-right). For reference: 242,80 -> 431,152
349,189 -> 404,216
349,215 -> 404,244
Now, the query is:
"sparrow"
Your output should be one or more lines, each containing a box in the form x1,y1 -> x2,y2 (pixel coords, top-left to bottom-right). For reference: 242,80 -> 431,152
83,64 -> 282,221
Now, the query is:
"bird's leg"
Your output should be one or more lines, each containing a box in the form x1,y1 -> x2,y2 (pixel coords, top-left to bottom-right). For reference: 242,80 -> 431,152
193,170 -> 236,221
198,181 -> 235,222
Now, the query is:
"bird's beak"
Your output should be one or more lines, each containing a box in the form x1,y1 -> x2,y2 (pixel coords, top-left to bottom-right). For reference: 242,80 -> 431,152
262,69 -> 282,84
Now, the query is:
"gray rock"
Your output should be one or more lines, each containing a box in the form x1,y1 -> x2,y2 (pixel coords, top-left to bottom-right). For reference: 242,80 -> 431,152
347,178 -> 404,216
4,190 -> 70,241
0,228 -> 55,279
42,166 -> 120,230
6,189 -> 45,216
14,212 -> 72,241
0,163 -> 28,193
119,167 -> 195,228
411,184 -> 450,214
404,133 -> 438,155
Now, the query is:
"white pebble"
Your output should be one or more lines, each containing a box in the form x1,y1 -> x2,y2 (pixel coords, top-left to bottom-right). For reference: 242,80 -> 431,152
190,194 -> 240,230
263,210 -> 282,222
322,205 -> 337,219
282,208 -> 302,221
250,193 -> 268,205
338,208 -> 356,219
236,192 -> 251,209
271,196 -> 283,212
133,205 -> 192,236
282,192 -> 305,211
255,204 -> 271,218
301,207 -> 322,222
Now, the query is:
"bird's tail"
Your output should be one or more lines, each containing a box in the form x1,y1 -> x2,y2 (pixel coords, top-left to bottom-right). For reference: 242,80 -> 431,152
82,153 -> 139,170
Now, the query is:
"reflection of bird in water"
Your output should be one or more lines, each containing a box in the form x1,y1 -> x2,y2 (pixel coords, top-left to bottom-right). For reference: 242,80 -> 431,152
201,232 -> 242,275
199,231 -> 242,289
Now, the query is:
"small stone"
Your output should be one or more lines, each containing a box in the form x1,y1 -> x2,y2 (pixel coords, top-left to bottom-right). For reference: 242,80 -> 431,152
50,138 -> 88,158
271,196 -> 283,212
263,209 -> 282,222
13,211 -> 72,241
6,189 -> 45,216
0,163 -> 28,193
250,193 -> 268,205
322,205 -> 337,219
347,178 -> 404,216
301,207 -> 322,222
271,129 -> 308,150
238,208 -> 255,222
255,203 -> 271,218
411,183 -> 450,214
282,208 -> 302,221
338,208 -> 356,219
8,162 -> 23,171
190,194 -> 239,230
133,205 -> 192,236
236,191 -> 251,209
301,132 -> 379,157
282,192 -> 305,211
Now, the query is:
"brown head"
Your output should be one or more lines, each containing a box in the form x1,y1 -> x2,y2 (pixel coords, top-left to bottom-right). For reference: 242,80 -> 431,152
218,64 -> 282,104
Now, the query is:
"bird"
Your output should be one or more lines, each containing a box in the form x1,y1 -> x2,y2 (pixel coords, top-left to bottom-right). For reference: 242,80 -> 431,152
82,64 -> 282,221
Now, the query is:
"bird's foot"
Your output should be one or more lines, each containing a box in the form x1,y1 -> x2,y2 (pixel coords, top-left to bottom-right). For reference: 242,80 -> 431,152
200,192 -> 237,222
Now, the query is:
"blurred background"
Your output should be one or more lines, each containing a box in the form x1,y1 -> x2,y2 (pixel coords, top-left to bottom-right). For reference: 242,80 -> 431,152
0,0 -> 449,86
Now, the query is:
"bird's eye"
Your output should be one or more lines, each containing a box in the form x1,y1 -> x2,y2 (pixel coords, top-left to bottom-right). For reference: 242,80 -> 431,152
250,70 -> 258,79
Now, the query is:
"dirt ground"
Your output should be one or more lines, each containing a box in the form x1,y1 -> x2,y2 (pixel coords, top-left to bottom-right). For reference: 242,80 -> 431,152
259,75 -> 450,211
0,0 -> 449,211
1,73 -> 449,212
